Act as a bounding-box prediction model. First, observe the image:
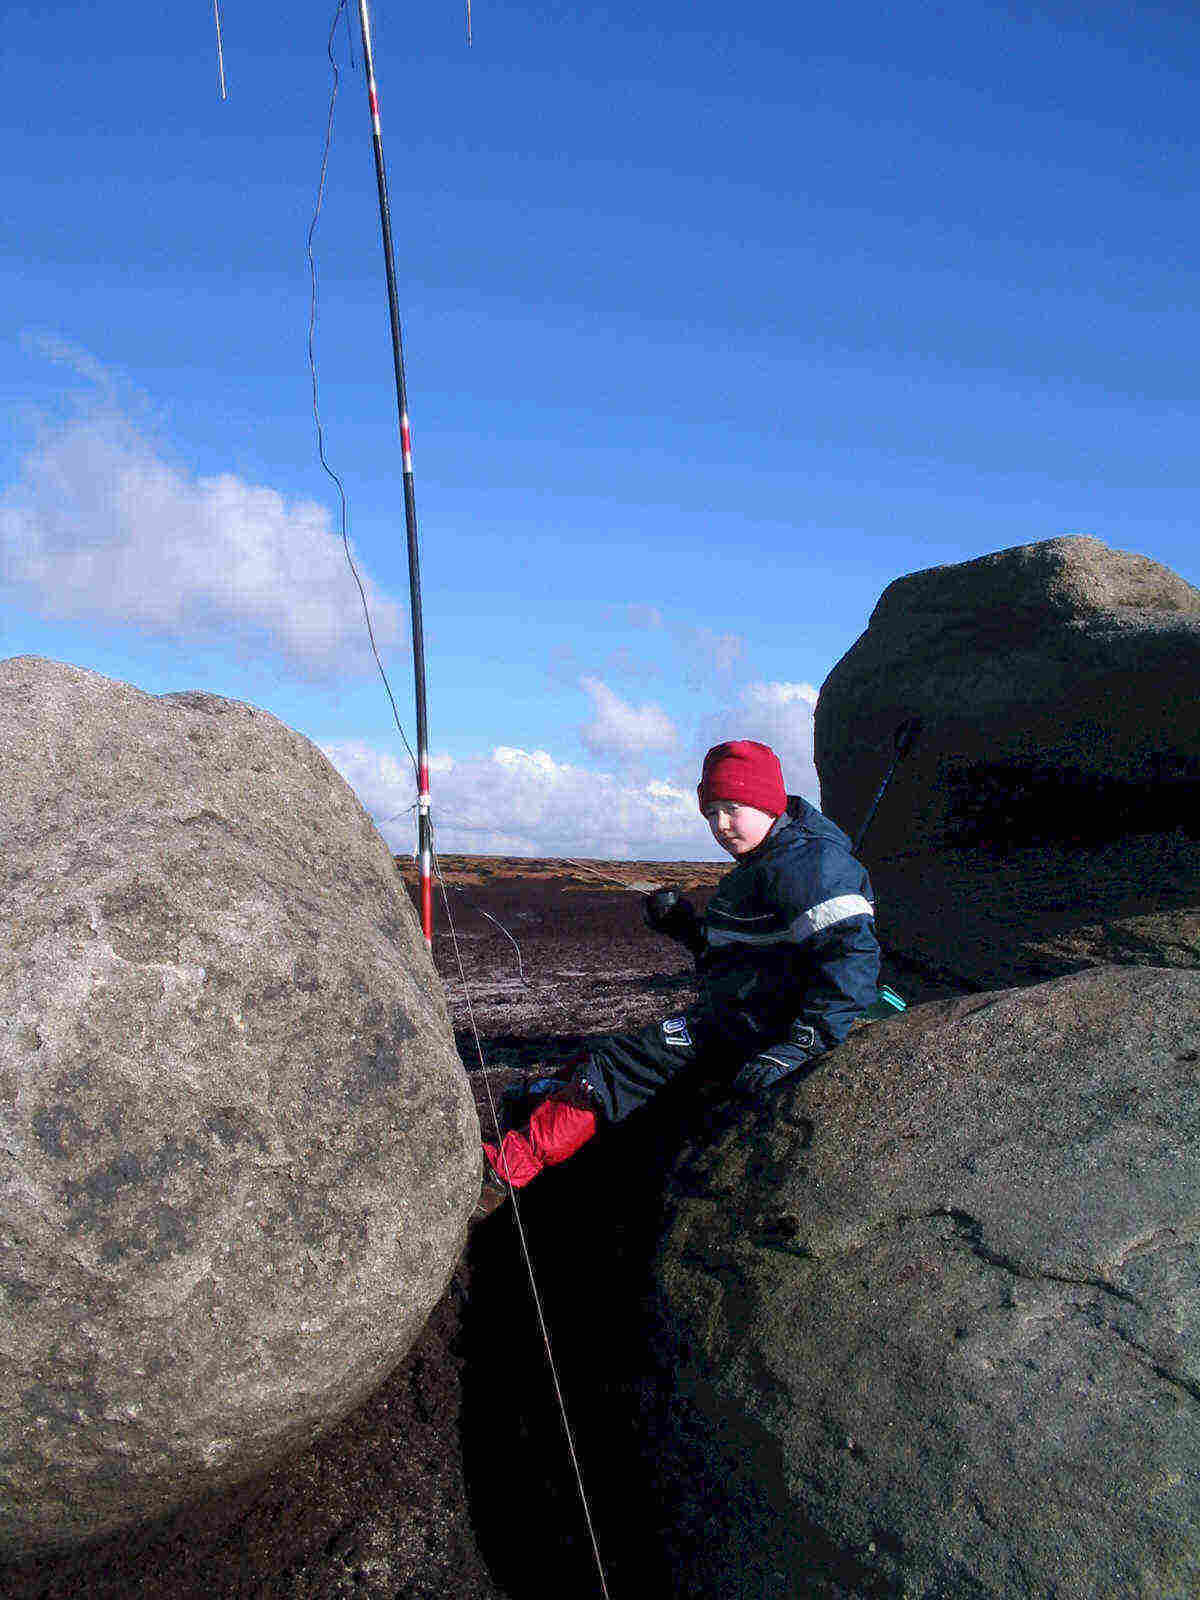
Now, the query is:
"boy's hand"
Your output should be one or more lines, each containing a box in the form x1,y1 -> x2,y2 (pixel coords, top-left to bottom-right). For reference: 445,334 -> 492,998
732,1053 -> 795,1096
643,888 -> 699,943
733,1024 -> 818,1096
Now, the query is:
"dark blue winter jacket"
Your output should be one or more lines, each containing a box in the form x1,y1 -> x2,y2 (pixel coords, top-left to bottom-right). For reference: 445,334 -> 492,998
693,795 -> 880,1086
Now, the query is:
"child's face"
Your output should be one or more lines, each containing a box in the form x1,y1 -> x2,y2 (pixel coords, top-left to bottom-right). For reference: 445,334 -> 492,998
702,800 -> 777,858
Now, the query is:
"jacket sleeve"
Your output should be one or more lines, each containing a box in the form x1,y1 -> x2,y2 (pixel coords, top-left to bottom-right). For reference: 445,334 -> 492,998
732,853 -> 880,1094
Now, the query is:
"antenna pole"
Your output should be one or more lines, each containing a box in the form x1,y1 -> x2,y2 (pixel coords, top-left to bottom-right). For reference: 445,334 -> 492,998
355,0 -> 434,948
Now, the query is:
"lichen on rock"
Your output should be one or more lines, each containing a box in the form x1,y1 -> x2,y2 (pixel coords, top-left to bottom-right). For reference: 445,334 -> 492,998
0,655 -> 480,1555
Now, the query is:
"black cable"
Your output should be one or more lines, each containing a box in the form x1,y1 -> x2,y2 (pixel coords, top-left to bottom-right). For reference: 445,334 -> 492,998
306,0 -> 418,790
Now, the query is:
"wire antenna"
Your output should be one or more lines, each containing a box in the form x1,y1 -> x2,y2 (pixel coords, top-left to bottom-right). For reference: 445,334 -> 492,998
212,0 -> 227,99
307,1 -> 419,797
563,858 -> 662,893
345,0 -> 357,68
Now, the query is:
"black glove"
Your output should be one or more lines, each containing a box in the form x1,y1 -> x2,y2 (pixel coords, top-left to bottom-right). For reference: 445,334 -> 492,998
731,1054 -> 796,1096
732,1025 -> 819,1097
642,888 -> 701,950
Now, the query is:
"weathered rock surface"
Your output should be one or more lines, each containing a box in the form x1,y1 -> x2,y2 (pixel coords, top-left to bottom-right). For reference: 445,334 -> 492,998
0,656 -> 479,1554
652,964 -> 1200,1598
813,536 -> 1200,987
869,830 -> 1200,994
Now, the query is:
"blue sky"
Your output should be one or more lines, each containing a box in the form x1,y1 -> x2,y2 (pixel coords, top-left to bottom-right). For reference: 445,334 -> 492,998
3,0 -> 1198,859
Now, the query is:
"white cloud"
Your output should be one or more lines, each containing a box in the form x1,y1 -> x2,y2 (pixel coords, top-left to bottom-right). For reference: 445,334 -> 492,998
492,746 -> 561,775
323,739 -> 716,861
24,331 -> 117,396
323,680 -> 821,862
694,680 -> 821,804
669,622 -> 746,686
621,604 -> 663,630
602,644 -> 661,680
578,676 -> 679,759
1,404 -> 403,679
744,680 -> 819,712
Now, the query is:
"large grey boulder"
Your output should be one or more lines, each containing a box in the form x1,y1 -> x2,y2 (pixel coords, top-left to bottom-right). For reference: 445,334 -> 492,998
0,657 -> 479,1554
814,536 -> 1200,988
652,964 -> 1200,1598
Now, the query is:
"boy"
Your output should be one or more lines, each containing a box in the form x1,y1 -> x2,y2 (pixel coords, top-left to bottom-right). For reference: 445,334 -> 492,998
482,739 -> 880,1192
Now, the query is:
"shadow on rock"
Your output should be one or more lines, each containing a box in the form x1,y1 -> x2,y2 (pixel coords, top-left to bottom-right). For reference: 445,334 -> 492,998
458,1056 -> 893,1600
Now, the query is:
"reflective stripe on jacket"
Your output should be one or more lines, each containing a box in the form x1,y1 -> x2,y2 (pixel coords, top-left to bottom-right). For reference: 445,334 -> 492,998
694,794 -> 881,1078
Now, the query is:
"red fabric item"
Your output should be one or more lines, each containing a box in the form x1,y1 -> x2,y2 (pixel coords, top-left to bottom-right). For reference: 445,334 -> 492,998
481,1094 -> 598,1189
527,1097 -> 598,1166
482,1130 -> 543,1188
697,740 -> 786,817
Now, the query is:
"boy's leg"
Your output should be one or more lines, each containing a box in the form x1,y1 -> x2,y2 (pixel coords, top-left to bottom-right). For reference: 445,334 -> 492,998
481,1014 -> 704,1191
582,1013 -> 704,1124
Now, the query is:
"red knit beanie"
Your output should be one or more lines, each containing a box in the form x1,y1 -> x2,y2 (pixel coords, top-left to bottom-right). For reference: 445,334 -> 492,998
697,741 -> 787,816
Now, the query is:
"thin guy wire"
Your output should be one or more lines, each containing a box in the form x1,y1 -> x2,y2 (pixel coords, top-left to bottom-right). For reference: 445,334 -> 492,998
562,858 -> 661,892
344,0 -> 357,68
212,0 -> 227,99
453,897 -> 528,982
381,803 -> 419,823
424,823 -> 528,983
308,0 -> 419,789
430,844 -> 613,1599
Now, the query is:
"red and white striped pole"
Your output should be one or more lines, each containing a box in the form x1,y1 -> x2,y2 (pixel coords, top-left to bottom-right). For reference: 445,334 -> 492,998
355,0 -> 434,947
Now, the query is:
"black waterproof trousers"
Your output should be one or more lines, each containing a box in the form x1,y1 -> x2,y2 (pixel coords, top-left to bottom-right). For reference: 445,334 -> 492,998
579,1012 -> 721,1125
